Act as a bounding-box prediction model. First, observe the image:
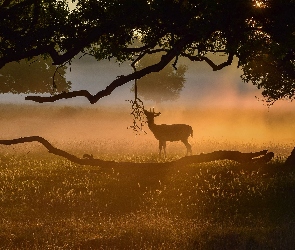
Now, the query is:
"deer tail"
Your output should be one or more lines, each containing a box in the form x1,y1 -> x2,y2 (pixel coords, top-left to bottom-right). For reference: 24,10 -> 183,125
190,127 -> 193,138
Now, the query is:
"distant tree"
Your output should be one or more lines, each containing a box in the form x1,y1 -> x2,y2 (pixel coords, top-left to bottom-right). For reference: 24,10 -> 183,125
0,56 -> 71,94
0,0 -> 294,104
131,54 -> 187,103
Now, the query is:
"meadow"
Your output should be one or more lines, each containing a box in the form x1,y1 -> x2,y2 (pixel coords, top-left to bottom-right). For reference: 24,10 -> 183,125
1,104 -> 295,249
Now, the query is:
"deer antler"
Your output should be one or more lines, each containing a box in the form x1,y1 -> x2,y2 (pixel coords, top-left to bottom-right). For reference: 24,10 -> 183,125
148,107 -> 161,116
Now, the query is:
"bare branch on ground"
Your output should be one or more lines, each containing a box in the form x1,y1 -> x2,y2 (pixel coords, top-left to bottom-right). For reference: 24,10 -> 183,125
0,136 -> 274,168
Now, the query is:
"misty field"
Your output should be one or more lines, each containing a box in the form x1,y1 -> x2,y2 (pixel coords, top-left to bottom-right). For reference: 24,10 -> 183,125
1,104 -> 295,249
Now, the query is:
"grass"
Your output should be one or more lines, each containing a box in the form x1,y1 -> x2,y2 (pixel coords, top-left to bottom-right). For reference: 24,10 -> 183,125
0,144 -> 295,250
0,103 -> 295,249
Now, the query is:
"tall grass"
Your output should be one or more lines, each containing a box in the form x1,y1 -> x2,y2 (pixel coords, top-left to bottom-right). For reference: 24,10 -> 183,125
0,146 -> 294,249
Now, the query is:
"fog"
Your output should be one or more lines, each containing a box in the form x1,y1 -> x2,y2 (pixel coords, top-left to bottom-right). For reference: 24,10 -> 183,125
1,55 -> 295,158
1,104 -> 295,158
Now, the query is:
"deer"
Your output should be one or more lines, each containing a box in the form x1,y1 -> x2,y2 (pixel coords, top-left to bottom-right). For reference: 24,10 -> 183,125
143,108 -> 193,157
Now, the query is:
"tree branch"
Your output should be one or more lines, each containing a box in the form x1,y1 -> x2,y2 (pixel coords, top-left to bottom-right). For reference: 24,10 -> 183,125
0,136 -> 113,166
1,0 -> 13,8
0,22 -> 118,69
0,44 -> 53,69
25,36 -> 193,104
181,52 -> 234,71
121,45 -> 154,53
0,136 -> 274,167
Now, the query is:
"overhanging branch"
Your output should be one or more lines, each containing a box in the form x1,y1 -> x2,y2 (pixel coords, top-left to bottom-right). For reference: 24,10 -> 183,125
25,36 -> 193,104
181,52 -> 234,71
0,42 -> 77,70
0,23 -> 118,69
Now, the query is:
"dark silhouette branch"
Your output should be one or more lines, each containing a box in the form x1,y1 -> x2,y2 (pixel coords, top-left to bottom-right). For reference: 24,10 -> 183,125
121,45 -> 154,53
1,0 -> 13,7
0,44 -> 54,69
181,52 -> 234,71
0,136 -> 115,166
0,23 -> 120,69
0,42 -> 85,69
0,136 -> 274,167
25,36 -> 193,104
131,52 -> 147,70
0,42 -> 77,70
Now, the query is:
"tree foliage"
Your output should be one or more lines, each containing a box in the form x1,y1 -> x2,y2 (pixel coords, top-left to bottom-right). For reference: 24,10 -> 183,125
0,0 -> 294,103
0,56 -> 71,94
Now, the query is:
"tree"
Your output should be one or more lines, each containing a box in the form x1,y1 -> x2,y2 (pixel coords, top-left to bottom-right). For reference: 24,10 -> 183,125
0,56 -> 71,94
0,0 -> 294,104
131,54 -> 187,103
0,0 -> 294,166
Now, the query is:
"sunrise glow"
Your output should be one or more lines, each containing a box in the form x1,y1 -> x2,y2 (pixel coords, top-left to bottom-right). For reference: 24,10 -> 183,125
253,0 -> 268,8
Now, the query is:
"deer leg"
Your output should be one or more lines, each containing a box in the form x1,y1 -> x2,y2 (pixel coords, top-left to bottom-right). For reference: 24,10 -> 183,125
159,140 -> 163,157
159,140 -> 166,158
181,139 -> 192,156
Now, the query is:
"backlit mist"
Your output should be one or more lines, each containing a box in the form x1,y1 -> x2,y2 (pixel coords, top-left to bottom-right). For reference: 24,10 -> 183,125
1,55 -> 295,151
1,54 -> 295,158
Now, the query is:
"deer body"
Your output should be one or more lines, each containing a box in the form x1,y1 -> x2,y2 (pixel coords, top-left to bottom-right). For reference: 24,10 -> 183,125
144,109 -> 193,157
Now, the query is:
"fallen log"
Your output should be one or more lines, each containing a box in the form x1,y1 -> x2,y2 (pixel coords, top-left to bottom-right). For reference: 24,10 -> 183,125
0,136 -> 274,167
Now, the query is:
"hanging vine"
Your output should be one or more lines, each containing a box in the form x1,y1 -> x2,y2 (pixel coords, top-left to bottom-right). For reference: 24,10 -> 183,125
126,53 -> 147,134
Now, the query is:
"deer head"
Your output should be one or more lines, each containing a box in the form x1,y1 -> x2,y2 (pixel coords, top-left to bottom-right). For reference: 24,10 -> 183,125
144,108 -> 161,122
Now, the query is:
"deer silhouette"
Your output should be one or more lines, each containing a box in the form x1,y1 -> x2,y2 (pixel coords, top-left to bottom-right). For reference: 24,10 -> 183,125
144,108 -> 193,157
